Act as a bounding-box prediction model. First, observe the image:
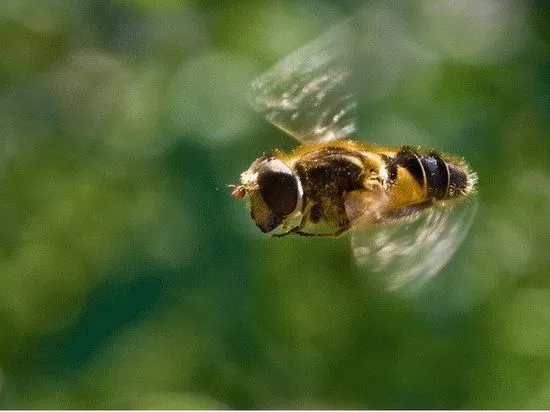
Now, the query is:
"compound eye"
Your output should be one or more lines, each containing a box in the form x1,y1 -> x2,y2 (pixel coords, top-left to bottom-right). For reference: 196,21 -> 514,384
258,169 -> 299,218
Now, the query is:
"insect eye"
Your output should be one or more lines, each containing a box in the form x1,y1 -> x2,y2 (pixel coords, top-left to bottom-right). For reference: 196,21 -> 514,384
258,169 -> 299,218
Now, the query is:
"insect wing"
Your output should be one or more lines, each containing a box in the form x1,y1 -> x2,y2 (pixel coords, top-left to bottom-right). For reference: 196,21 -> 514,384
249,19 -> 358,143
351,196 -> 479,294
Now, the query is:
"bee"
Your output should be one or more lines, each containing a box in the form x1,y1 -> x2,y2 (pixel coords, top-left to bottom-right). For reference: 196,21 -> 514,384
232,13 -> 478,292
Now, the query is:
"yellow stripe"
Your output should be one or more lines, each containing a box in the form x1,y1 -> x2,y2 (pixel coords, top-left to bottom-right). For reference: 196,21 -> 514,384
389,167 -> 428,209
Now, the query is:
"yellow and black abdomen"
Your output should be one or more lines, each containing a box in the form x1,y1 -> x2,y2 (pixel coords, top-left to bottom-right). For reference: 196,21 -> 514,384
386,147 -> 475,210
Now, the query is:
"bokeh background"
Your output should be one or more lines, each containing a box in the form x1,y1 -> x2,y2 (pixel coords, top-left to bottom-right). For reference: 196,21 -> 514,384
1,0 -> 550,409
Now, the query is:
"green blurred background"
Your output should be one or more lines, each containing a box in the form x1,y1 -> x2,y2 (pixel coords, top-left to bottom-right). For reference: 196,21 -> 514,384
1,0 -> 550,409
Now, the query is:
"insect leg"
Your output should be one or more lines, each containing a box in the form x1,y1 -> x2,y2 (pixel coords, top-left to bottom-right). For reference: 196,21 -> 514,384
271,226 -> 301,237
287,203 -> 352,237
293,224 -> 351,237
271,204 -> 313,237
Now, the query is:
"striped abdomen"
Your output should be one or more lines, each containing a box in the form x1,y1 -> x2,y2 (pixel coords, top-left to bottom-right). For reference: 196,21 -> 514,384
387,147 -> 475,203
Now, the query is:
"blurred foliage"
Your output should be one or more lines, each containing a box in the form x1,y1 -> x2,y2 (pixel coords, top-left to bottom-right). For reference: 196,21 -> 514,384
0,0 -> 549,409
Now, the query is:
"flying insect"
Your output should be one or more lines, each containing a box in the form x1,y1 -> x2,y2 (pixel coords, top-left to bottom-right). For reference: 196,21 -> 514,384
232,13 -> 478,292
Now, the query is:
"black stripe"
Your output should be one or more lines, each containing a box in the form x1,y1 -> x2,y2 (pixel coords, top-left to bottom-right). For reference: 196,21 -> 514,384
382,154 -> 398,183
390,149 -> 425,188
422,152 -> 449,200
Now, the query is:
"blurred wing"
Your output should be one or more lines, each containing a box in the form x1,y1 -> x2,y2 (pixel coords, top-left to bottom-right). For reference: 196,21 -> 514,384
351,196 -> 479,294
249,19 -> 358,143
